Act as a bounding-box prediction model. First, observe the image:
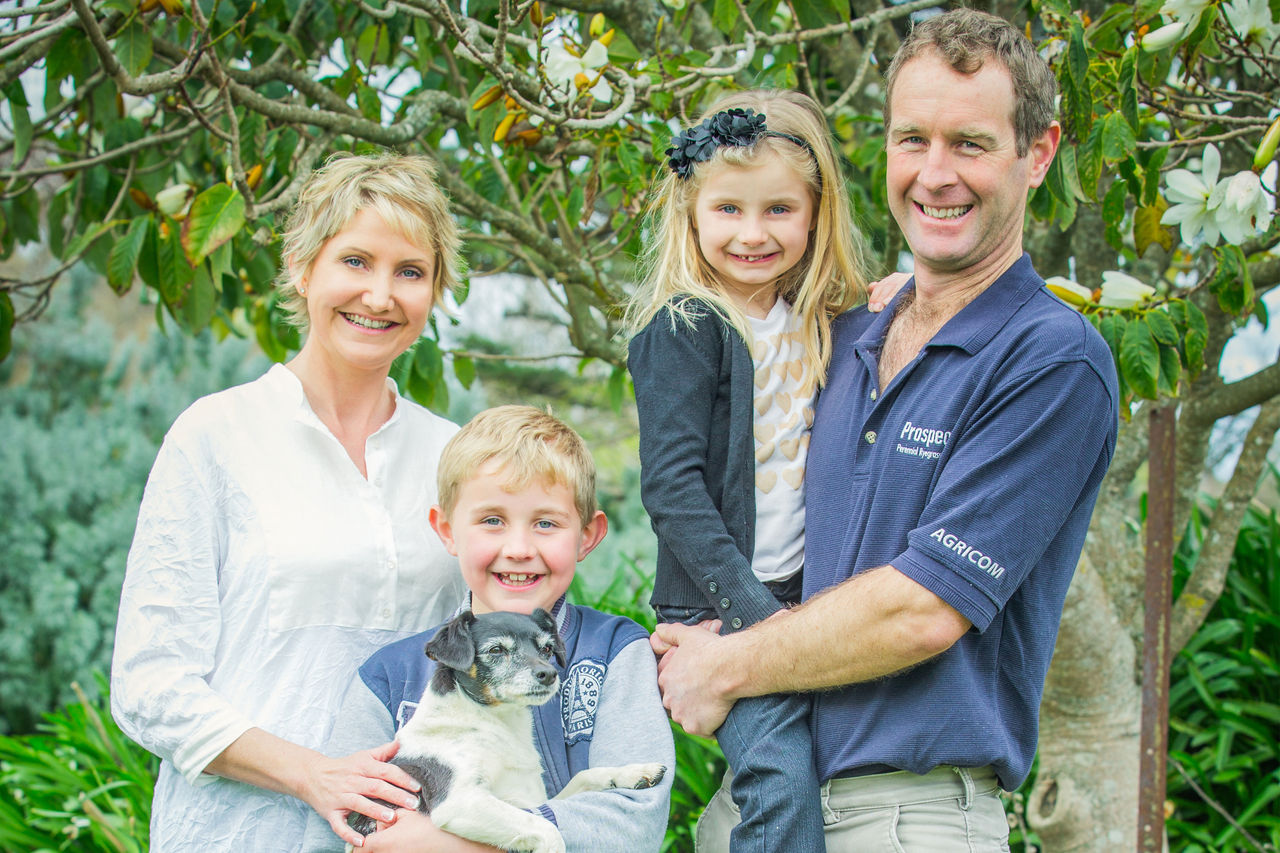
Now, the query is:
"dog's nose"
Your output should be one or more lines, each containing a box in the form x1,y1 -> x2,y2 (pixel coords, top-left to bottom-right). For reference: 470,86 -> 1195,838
533,663 -> 557,686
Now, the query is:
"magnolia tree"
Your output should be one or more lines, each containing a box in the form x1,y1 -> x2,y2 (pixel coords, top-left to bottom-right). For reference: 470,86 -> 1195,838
0,0 -> 1277,848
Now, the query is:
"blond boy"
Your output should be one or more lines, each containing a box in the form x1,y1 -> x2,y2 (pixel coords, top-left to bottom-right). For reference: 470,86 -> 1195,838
304,406 -> 674,852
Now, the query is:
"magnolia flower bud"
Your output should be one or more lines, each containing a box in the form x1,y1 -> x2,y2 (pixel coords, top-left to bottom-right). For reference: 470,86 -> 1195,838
1140,20 -> 1188,51
155,184 -> 193,217
1045,276 -> 1095,307
1099,271 -> 1156,308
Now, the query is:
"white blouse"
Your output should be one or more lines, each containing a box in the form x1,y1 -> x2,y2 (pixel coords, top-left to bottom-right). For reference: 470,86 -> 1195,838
111,364 -> 466,851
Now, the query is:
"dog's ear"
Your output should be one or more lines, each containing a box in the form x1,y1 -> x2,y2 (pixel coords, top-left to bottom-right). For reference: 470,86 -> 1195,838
426,611 -> 477,671
531,609 -> 567,668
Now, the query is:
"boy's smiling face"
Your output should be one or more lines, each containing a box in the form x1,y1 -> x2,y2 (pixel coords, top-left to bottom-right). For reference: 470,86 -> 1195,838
430,459 -> 607,615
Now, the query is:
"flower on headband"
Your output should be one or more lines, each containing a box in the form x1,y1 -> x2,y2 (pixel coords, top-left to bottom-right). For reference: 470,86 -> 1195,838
666,108 -> 768,179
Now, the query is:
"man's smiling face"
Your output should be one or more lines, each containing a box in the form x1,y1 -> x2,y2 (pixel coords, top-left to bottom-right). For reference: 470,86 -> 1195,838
885,50 -> 1054,284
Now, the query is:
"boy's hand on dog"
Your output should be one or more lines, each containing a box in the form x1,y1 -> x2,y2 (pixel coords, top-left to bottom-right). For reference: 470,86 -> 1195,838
650,623 -> 736,737
300,741 -> 424,847
361,809 -> 498,852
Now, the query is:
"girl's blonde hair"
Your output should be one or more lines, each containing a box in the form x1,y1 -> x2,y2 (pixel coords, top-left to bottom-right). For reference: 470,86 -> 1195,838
274,151 -> 462,330
626,90 -> 869,391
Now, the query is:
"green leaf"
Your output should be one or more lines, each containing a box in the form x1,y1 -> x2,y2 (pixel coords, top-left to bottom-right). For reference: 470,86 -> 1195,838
1120,317 -> 1160,399
1157,343 -> 1181,396
1209,244 -> 1254,316
9,99 -> 31,167
0,291 -> 12,363
1098,313 -> 1126,358
107,217 -> 151,295
157,222 -> 195,307
174,264 -> 217,333
1184,327 -> 1207,378
453,354 -> 475,389
182,184 -> 246,266
607,364 -> 627,412
356,85 -> 382,122
567,184 -> 585,228
409,337 -> 445,410
1146,308 -> 1179,346
1134,199 -> 1173,257
1100,112 -> 1137,162
1119,46 -> 1140,131
114,20 -> 153,77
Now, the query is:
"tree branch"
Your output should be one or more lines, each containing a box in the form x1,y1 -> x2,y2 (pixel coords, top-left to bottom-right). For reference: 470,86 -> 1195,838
1170,396 -> 1280,651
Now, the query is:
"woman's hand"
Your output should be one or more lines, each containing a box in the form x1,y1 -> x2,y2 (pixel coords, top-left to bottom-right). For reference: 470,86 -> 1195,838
299,741 -> 424,848
868,271 -> 912,312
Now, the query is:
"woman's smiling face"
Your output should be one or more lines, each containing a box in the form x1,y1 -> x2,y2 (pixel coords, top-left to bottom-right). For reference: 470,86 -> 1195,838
295,207 -> 436,376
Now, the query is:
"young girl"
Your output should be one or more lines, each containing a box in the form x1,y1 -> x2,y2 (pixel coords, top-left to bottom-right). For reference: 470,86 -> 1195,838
627,90 -> 877,852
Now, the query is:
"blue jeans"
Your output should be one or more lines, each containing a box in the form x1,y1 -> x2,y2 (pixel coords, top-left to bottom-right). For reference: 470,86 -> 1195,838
657,605 -> 826,853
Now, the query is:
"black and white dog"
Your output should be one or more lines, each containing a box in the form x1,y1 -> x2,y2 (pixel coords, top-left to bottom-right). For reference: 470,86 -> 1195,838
348,609 -> 666,853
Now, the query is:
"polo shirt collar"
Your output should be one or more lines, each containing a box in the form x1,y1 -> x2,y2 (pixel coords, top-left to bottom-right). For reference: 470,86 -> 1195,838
858,253 -> 1043,356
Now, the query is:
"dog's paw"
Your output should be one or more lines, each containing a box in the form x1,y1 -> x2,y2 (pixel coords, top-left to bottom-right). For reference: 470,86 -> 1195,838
615,762 -> 667,790
510,824 -> 566,853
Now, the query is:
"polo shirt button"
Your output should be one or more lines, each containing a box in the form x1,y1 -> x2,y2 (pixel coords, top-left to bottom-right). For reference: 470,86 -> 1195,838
731,617 -> 743,630
720,597 -> 731,609
708,582 -> 718,593
865,430 -> 877,444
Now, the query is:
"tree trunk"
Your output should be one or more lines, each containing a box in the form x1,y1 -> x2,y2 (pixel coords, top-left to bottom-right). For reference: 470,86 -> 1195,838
1030,548 -> 1142,850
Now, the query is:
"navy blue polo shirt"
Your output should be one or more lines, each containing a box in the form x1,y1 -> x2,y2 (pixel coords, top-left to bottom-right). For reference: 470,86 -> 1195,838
804,254 -> 1119,790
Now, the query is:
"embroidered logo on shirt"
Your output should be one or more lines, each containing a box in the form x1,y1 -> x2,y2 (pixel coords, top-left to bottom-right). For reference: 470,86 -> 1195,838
561,659 -> 606,744
930,527 -> 1007,579
895,420 -> 952,461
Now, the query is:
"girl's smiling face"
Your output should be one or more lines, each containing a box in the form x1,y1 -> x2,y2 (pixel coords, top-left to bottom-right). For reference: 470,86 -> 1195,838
294,207 -> 435,376
692,149 -> 815,318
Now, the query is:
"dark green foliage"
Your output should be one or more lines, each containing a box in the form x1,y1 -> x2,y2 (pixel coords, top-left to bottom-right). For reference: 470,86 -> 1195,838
0,675 -> 157,852
1167,479 -> 1280,852
0,281 -> 263,733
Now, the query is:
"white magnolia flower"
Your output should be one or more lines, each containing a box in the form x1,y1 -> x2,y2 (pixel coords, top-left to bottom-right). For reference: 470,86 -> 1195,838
1141,20 -> 1189,51
1159,0 -> 1213,25
1045,276 -> 1095,307
1099,271 -> 1157,308
1161,144 -> 1223,245
1222,0 -> 1280,73
544,40 -> 611,102
155,184 -> 194,217
1210,170 -> 1275,244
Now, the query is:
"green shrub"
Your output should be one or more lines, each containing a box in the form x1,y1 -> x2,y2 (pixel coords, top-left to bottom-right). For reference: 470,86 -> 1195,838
0,676 -> 157,852
0,282 -> 263,734
1167,480 -> 1280,851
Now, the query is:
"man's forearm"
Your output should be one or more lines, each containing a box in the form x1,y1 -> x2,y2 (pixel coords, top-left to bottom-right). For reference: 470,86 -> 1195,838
714,565 -> 972,700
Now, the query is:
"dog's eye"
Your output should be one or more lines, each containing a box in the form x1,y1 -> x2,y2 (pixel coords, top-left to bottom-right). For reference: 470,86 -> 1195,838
540,642 -> 556,658
484,644 -> 507,656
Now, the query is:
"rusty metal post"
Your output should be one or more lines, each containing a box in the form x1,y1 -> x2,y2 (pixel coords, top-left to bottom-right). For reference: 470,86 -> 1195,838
1139,403 -> 1176,852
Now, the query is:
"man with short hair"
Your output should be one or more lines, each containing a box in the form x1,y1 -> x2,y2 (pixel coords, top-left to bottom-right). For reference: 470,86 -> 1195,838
652,9 -> 1120,850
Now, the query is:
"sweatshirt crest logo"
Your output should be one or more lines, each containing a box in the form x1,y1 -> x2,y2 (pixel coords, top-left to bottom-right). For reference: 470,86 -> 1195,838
561,659 -> 606,743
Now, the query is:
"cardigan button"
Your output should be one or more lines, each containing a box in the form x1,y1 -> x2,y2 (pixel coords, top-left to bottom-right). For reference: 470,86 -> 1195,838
708,582 -> 718,593
720,597 -> 731,609
731,618 -> 743,630
870,389 -> 878,401
865,430 -> 877,444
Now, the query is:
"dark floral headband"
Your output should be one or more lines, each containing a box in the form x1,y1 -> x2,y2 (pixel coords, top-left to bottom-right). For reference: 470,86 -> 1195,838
665,107 -> 816,180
